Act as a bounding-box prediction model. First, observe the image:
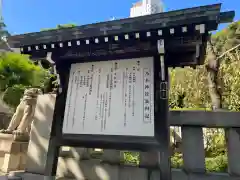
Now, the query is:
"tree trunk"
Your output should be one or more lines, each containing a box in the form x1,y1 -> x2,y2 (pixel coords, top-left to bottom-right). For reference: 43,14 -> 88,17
206,42 -> 223,110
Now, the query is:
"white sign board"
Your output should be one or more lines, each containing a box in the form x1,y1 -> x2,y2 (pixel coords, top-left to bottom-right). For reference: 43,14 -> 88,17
62,57 -> 154,137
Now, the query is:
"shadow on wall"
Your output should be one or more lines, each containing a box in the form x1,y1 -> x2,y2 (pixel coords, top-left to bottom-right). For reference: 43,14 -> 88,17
26,94 -> 103,180
26,94 -> 56,174
57,147 -> 108,179
19,92 -> 183,179
0,93 -> 182,179
26,93 -> 183,179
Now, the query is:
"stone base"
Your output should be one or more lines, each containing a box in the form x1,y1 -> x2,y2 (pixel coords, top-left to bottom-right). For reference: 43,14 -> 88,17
0,133 -> 28,173
0,133 -> 29,142
8,172 -> 55,180
25,94 -> 56,174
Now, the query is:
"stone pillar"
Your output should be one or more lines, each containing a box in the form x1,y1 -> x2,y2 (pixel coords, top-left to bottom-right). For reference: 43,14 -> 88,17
25,94 -> 56,174
0,133 -> 28,173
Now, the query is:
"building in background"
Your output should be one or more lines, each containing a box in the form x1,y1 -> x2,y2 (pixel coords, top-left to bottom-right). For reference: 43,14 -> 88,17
130,2 -> 144,17
130,0 -> 164,18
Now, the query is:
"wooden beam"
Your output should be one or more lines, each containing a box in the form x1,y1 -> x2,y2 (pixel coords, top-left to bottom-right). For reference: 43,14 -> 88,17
8,4 -> 222,47
219,11 -> 235,23
170,169 -> 238,180
169,111 -> 240,128
8,167 -> 239,180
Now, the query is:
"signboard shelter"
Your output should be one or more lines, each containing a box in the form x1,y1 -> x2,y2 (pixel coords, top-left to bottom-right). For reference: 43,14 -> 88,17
8,3 -> 234,179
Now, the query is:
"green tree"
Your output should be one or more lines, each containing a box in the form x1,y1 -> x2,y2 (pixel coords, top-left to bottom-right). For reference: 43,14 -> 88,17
169,20 -> 240,172
212,21 -> 240,54
0,52 -> 50,108
169,20 -> 240,110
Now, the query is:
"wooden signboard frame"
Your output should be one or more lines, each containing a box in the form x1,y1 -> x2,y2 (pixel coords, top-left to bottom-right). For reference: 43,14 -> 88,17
60,56 -> 165,151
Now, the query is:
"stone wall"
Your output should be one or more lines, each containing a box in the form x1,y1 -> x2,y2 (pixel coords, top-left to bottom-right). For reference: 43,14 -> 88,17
0,134 -> 28,173
25,94 -> 56,174
0,112 -> 28,173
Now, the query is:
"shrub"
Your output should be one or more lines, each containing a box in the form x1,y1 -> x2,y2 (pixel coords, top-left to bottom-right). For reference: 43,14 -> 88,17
0,52 -> 50,108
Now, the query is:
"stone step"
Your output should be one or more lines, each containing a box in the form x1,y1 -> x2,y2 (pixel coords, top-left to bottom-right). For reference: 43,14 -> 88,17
0,176 -> 21,180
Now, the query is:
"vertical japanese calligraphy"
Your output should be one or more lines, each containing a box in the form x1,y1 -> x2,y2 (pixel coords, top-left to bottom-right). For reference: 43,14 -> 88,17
143,68 -> 153,123
62,57 -> 154,137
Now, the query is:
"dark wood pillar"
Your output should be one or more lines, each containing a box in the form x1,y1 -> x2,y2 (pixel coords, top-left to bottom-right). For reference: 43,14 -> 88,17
155,39 -> 172,180
44,60 -> 71,177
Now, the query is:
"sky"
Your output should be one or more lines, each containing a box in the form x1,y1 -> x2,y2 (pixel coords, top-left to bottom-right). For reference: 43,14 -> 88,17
2,0 -> 240,35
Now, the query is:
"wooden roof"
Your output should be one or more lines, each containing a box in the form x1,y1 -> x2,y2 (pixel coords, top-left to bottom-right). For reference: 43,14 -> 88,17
6,3 -> 234,56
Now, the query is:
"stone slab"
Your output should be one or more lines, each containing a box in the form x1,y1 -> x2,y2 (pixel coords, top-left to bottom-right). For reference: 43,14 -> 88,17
0,134 -> 28,173
0,134 -> 28,154
25,94 -> 56,174
8,172 -> 55,180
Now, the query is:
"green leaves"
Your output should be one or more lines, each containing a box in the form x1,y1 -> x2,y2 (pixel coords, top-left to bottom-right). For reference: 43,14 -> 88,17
212,21 -> 240,54
2,84 -> 26,108
40,23 -> 77,31
0,52 -> 50,108
169,20 -> 240,172
205,155 -> 228,172
169,20 -> 240,110
0,53 -> 47,88
169,66 -> 211,109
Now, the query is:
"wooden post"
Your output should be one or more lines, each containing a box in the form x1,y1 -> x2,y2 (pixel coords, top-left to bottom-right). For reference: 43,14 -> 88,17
226,128 -> 240,176
139,151 -> 159,167
155,39 -> 172,180
102,149 -> 122,164
182,126 -> 205,173
44,61 -> 71,177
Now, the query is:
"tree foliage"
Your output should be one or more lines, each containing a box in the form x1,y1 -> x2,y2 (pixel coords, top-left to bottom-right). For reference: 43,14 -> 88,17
40,23 -> 77,31
170,20 -> 240,110
169,20 -> 240,172
212,21 -> 240,54
0,53 -> 50,108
